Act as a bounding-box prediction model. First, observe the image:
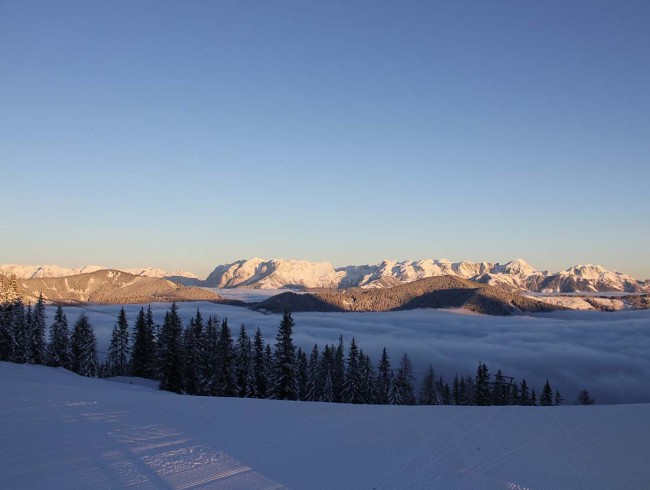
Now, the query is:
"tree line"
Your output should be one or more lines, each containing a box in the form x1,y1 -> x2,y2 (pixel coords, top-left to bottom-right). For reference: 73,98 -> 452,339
0,295 -> 595,406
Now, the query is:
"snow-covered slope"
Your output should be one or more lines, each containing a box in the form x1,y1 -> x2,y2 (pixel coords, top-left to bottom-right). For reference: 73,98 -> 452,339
1,362 -> 649,489
204,258 -> 648,293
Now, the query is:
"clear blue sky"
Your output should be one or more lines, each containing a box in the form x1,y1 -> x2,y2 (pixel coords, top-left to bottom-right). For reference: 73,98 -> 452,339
2,1 -> 649,279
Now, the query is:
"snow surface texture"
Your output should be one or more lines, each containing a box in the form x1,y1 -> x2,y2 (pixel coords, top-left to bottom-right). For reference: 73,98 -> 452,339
1,362 -> 649,489
60,303 -> 650,404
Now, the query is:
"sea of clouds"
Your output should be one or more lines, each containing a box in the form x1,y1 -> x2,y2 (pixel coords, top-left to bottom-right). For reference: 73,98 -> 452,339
59,300 -> 650,405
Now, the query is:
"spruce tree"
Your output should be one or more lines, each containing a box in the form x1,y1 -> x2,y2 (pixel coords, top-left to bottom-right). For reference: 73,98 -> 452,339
47,305 -> 71,369
474,362 -> 491,406
235,324 -> 252,397
395,353 -> 416,405
452,375 -> 460,405
13,300 -> 28,364
306,344 -> 320,401
342,338 -> 363,404
332,335 -> 345,403
203,316 -> 220,395
297,347 -> 309,401
271,310 -> 298,400
576,389 -> 594,405
70,313 -> 99,378
29,294 -> 47,365
359,352 -> 376,404
376,347 -> 392,405
182,316 -> 201,395
131,307 -> 156,379
250,327 -> 267,398
419,365 -> 437,405
554,390 -> 563,406
108,307 -> 130,376
215,318 -> 237,396
158,303 -> 184,393
519,378 -> 531,406
540,379 -> 554,406
319,345 -> 334,403
530,388 -> 538,406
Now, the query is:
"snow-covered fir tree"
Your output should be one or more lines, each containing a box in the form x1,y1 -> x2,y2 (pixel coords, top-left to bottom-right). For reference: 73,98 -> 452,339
474,362 -> 491,406
342,338 -> 363,404
28,294 -> 47,365
250,327 -> 267,399
395,353 -> 416,405
214,318 -> 237,397
419,365 -> 438,405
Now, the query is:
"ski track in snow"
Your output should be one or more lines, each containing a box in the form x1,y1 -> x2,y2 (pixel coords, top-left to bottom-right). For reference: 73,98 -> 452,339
1,363 -> 650,489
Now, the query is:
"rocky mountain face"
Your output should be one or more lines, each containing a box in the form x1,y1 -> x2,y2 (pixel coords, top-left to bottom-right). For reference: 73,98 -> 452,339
253,276 -> 563,316
204,258 -> 648,294
3,270 -> 220,305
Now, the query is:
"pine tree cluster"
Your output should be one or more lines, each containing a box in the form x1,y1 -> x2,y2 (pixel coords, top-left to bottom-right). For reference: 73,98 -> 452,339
0,294 -> 592,406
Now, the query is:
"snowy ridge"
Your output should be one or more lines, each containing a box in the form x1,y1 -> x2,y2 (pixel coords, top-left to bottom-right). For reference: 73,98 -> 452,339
0,264 -> 199,282
205,258 -> 649,293
2,259 -> 647,294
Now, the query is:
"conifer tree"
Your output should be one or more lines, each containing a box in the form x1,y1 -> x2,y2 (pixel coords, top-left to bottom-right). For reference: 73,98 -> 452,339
158,303 -> 184,393
319,345 -> 334,403
576,389 -> 594,405
250,327 -> 267,398
519,378 -> 531,406
47,305 -> 71,369
235,324 -> 252,397
452,375 -> 460,405
540,379 -> 554,406
388,371 -> 401,405
491,369 -> 507,406
297,347 -> 309,401
359,352 -> 376,404
131,307 -> 156,379
13,300 -> 28,364
306,344 -> 320,401
554,389 -> 563,406
332,335 -> 345,402
474,362 -> 491,406
0,303 -> 15,362
376,347 -> 392,405
70,313 -> 99,378
395,353 -> 416,405
531,388 -> 538,406
214,318 -> 237,397
29,294 -> 47,364
342,338 -> 363,404
182,315 -> 203,395
203,316 -> 220,396
271,310 -> 298,400
459,376 -> 467,405
108,307 -> 130,376
419,365 -> 437,405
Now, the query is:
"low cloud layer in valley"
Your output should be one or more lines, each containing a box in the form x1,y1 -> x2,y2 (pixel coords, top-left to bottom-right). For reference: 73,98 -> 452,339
60,302 -> 650,405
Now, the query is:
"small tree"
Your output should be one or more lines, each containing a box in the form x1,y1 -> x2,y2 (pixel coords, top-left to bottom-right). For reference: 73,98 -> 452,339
540,379 -> 554,406
108,307 -> 130,376
576,389 -> 594,405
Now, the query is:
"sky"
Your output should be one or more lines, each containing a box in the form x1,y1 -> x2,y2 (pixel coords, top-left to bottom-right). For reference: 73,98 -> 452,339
63,301 -> 650,404
1,1 -> 649,279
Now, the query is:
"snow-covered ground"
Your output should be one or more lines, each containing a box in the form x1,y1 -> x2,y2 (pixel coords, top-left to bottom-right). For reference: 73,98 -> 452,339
1,362 -> 649,489
59,304 -> 650,405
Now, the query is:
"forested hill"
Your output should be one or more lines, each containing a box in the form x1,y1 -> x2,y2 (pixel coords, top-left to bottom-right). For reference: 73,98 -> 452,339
253,276 -> 562,315
1,270 -> 223,305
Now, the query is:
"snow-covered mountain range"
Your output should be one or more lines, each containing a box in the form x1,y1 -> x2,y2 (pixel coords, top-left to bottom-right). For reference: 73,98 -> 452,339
0,264 -> 199,281
203,258 -> 649,293
1,259 -> 647,294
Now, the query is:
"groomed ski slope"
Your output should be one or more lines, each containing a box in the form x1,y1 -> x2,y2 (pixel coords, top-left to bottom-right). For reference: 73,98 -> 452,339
1,363 -> 649,490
